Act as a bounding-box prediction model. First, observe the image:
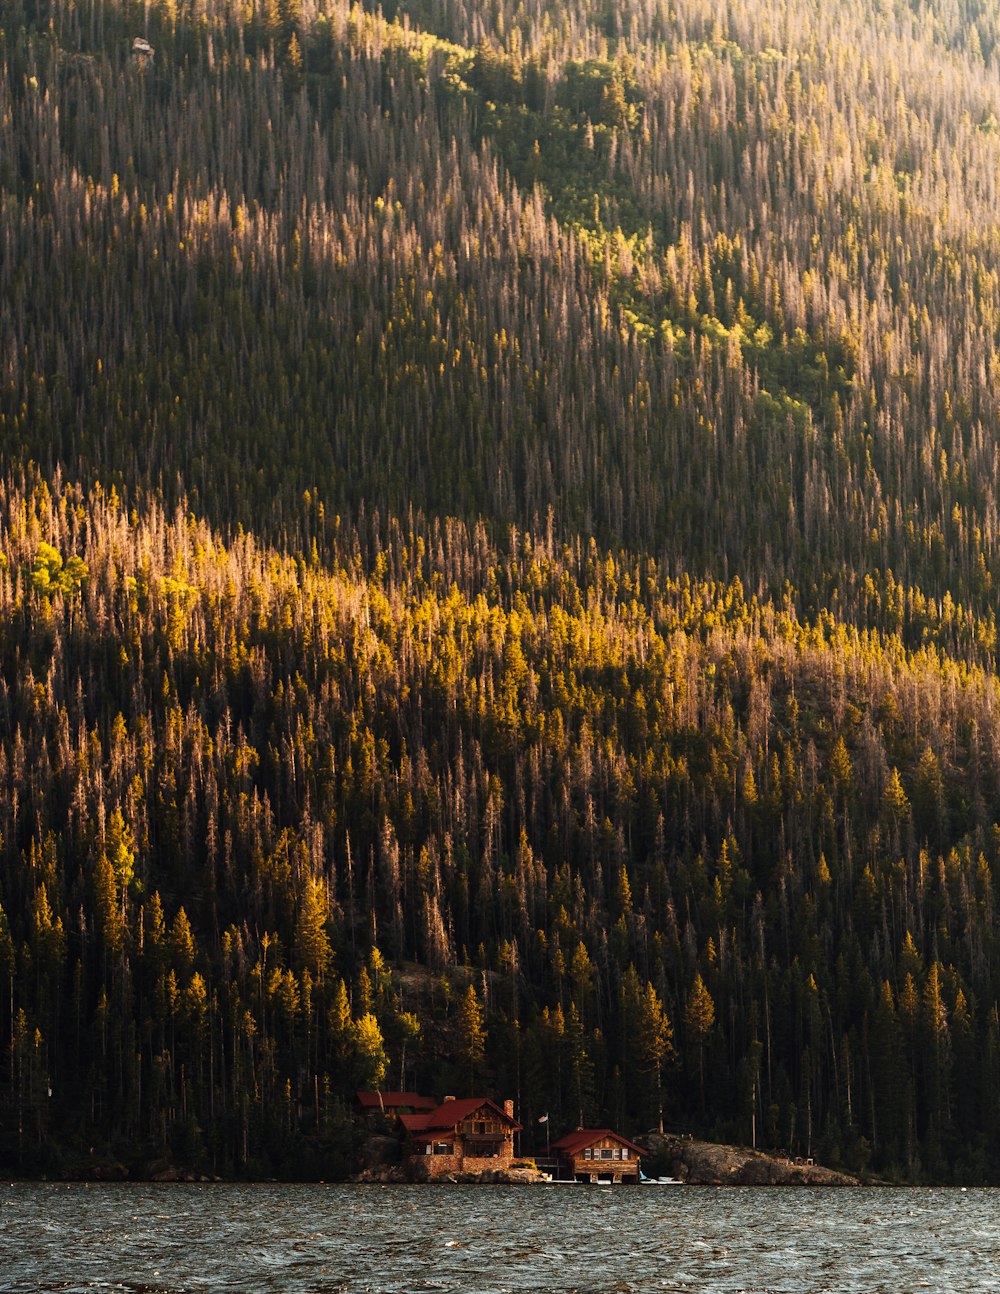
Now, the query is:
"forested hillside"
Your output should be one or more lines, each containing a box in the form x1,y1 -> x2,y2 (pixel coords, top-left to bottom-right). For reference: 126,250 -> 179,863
4,0 -> 1000,1180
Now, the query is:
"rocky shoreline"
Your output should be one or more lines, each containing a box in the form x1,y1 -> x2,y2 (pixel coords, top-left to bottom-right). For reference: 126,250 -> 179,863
35,1137 -> 858,1186
652,1135 -> 859,1186
355,1162 -> 549,1185
352,1132 -> 859,1186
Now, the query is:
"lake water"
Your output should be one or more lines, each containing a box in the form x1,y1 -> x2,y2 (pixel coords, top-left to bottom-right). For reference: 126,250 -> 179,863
0,1182 -> 997,1292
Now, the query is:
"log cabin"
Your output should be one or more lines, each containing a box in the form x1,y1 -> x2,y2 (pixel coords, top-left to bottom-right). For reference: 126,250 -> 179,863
551,1128 -> 644,1183
399,1096 -> 522,1175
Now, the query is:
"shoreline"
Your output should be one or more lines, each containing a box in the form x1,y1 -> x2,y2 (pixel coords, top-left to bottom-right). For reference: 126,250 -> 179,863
651,1135 -> 861,1187
0,1138 -> 874,1187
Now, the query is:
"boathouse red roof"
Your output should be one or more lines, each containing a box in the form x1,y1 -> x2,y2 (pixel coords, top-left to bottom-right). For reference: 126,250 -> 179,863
551,1128 -> 645,1157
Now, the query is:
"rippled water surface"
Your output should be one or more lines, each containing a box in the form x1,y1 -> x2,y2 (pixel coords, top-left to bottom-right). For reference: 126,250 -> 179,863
1,1183 -> 998,1292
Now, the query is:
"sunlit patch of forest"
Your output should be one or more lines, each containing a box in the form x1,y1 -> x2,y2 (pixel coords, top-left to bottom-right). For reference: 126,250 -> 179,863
4,0 -> 1000,1180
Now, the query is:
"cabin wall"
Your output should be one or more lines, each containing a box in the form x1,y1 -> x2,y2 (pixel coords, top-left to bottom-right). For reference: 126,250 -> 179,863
567,1153 -> 641,1182
559,1137 -> 642,1182
416,1133 -> 516,1176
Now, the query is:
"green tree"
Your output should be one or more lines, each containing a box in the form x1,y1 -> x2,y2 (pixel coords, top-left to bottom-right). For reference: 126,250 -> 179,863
293,879 -> 333,981
353,1013 -> 388,1090
565,1000 -> 596,1128
456,983 -> 486,1089
640,983 -> 673,1133
684,972 -> 716,1111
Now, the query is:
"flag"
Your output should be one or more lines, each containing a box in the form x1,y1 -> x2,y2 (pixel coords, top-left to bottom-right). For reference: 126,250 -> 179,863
537,1113 -> 548,1124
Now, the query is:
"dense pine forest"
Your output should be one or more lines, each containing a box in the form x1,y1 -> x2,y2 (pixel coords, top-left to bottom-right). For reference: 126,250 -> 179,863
5,0 -> 1000,1181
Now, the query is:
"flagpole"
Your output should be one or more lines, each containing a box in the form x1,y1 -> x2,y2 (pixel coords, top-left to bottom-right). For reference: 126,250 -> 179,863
537,1112 -> 551,1158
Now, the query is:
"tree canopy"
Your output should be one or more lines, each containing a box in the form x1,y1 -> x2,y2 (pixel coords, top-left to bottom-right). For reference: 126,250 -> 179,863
3,0 -> 1000,1181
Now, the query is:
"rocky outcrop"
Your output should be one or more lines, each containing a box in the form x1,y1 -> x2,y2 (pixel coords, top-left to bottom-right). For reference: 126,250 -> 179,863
650,1136 -> 859,1186
422,1164 -> 548,1184
360,1134 -> 402,1171
57,1160 -> 221,1182
147,1166 -> 215,1182
61,1160 -> 130,1181
355,1162 -> 414,1183
354,1159 -> 548,1184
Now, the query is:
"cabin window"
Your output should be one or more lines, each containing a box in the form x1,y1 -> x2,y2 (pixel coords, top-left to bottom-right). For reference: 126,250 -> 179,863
432,1142 -> 453,1155
464,1120 -> 495,1134
583,1148 -> 593,1159
601,1149 -> 613,1159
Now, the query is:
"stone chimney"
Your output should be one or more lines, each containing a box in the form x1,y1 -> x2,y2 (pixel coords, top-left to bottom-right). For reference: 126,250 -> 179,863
442,1095 -> 455,1103
504,1099 -> 515,1119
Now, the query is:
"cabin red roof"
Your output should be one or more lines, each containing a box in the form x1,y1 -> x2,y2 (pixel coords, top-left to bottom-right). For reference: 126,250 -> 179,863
355,1091 -> 438,1112
399,1112 -> 434,1135
399,1097 -> 522,1136
551,1128 -> 645,1157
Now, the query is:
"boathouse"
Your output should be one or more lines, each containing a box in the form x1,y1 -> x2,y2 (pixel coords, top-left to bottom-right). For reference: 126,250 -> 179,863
551,1128 -> 644,1183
